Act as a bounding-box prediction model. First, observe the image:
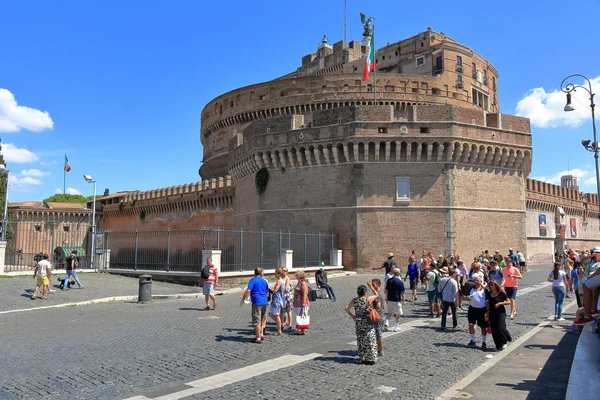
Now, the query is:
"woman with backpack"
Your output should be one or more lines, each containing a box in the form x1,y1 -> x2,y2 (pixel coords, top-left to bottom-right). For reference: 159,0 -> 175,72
345,285 -> 380,365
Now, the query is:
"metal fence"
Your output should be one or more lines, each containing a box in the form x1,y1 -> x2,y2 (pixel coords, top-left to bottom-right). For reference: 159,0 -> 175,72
106,228 -> 337,273
4,220 -> 94,272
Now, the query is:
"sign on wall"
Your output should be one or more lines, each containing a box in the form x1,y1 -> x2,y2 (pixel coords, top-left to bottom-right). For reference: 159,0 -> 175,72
570,218 -> 577,238
539,214 -> 547,237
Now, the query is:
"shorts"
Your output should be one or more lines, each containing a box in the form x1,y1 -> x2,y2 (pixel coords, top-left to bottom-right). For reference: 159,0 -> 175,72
268,305 -> 282,315
427,290 -> 440,305
505,287 -> 517,299
519,261 -> 526,267
583,274 -> 600,290
374,322 -> 383,340
387,301 -> 403,317
202,282 -> 214,296
36,275 -> 49,287
409,280 -> 418,290
251,304 -> 267,326
468,306 -> 487,327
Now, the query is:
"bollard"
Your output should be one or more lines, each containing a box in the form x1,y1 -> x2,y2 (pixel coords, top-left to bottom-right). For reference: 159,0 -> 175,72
138,274 -> 152,303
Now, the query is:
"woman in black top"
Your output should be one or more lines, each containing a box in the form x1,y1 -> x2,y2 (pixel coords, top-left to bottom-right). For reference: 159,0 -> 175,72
486,280 -> 512,351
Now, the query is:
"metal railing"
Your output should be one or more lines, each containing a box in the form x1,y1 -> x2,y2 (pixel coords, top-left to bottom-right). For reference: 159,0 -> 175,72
4,220 -> 94,272
105,228 -> 337,273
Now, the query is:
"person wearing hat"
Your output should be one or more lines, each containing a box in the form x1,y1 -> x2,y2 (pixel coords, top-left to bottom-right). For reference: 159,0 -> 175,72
315,262 -> 336,302
437,267 -> 458,331
378,253 -> 398,280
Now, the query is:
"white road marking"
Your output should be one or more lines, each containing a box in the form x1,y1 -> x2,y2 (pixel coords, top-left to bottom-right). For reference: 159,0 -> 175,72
122,353 -> 322,400
435,300 -> 577,400
347,318 -> 431,346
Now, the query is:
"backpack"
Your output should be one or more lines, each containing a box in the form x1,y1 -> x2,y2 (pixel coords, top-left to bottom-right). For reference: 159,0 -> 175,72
432,270 -> 440,286
200,265 -> 210,279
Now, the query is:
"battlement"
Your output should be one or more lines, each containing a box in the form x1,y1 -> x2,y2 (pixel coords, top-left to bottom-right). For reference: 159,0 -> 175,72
119,176 -> 232,203
526,178 -> 599,209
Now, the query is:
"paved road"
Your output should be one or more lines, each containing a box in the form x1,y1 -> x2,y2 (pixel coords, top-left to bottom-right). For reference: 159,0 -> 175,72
0,264 -> 569,400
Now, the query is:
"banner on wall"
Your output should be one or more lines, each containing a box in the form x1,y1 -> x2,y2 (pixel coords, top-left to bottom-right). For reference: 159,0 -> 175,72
570,218 -> 577,238
539,214 -> 547,237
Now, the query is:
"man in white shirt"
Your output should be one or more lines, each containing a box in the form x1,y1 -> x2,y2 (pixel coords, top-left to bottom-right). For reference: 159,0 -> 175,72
32,253 -> 52,300
464,276 -> 488,350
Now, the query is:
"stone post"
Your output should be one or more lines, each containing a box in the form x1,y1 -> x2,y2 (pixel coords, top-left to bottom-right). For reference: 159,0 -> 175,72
97,249 -> 111,270
202,249 -> 222,274
280,249 -> 293,271
329,249 -> 343,267
0,241 -> 6,274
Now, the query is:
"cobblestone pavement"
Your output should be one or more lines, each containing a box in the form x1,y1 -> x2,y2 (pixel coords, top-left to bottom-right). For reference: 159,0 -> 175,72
0,272 -> 202,313
0,264 -> 566,400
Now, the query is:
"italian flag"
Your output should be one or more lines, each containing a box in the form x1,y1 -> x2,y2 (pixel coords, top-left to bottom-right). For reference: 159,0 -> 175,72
64,154 -> 71,172
362,33 -> 375,81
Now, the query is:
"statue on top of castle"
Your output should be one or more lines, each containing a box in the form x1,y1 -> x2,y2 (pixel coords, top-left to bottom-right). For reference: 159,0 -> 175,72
360,13 -> 373,38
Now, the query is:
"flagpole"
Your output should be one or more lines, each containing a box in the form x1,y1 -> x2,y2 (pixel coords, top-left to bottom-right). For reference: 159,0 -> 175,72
372,23 -> 376,104
63,153 -> 66,194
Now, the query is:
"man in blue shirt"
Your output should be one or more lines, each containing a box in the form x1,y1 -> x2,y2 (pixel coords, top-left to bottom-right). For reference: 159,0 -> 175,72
404,256 -> 421,302
240,267 -> 269,343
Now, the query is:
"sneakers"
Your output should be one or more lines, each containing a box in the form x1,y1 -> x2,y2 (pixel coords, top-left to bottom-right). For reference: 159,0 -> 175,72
467,341 -> 476,347
251,337 -> 262,344
501,344 -> 508,349
393,325 -> 400,332
591,310 -> 600,317
481,342 -> 487,350
558,318 -> 566,321
332,297 -> 337,302
574,317 -> 594,325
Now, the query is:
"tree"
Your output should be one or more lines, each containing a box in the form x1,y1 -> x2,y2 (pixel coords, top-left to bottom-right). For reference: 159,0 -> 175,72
103,188 -> 110,196
42,194 -> 94,203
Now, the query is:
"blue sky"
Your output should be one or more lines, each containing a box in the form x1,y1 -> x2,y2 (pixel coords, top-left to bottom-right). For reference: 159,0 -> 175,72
1,0 -> 599,202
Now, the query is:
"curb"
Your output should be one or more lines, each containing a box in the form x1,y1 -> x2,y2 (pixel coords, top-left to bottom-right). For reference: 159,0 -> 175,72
0,271 -> 353,315
0,290 -> 232,316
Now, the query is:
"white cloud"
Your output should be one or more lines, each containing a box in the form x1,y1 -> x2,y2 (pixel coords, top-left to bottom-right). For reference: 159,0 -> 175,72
41,160 -> 57,166
20,168 -> 50,177
55,187 -> 82,195
584,177 -> 597,186
531,168 -> 590,185
9,175 -> 43,192
0,88 -> 54,132
516,76 -> 600,128
1,143 -> 39,163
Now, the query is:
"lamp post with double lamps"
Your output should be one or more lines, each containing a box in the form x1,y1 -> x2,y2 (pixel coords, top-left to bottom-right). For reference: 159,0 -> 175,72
83,175 -> 97,271
0,164 -> 9,241
561,74 -> 599,228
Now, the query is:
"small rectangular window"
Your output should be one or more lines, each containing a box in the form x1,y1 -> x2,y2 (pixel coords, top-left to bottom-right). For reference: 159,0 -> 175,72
382,55 -> 385,60
343,85 -> 349,92
457,74 -> 463,83
395,50 -> 398,56
384,85 -> 395,92
63,226 -> 70,232
395,177 -> 410,201
367,84 -> 373,92
35,225 -> 41,232
457,55 -> 462,66
420,127 -> 430,134
416,57 -> 424,66
259,95 -> 265,100
378,127 -> 388,133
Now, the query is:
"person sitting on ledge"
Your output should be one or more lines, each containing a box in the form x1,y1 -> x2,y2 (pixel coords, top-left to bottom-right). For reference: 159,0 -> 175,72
315,263 -> 337,302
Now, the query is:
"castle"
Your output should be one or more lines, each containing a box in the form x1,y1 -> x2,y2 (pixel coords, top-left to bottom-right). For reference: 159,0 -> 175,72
8,28 -> 600,271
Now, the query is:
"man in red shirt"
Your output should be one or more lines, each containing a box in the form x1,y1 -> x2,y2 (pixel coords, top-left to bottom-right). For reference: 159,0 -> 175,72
202,258 -> 219,310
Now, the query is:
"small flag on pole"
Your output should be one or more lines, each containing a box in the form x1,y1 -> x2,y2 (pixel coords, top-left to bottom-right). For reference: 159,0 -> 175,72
64,155 -> 71,172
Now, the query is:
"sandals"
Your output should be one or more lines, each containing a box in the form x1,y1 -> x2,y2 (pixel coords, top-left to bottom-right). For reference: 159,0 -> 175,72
271,331 -> 283,336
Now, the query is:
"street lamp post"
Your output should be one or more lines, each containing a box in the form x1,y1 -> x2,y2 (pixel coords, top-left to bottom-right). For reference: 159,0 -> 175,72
561,74 -> 599,228
83,174 -> 97,271
0,165 -> 9,241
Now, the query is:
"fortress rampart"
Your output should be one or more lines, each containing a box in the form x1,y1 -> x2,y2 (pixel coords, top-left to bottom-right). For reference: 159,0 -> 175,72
200,29 -> 502,180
